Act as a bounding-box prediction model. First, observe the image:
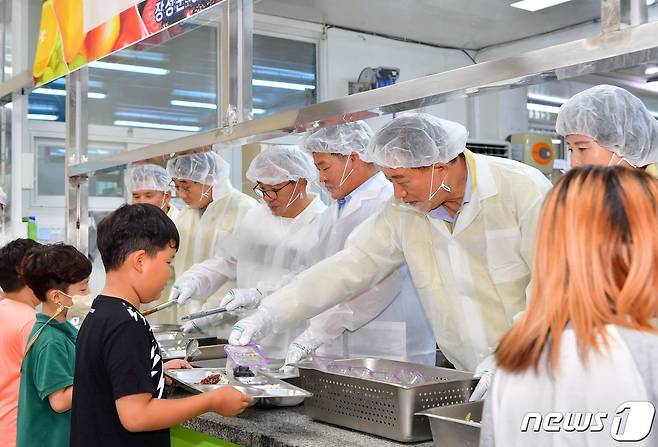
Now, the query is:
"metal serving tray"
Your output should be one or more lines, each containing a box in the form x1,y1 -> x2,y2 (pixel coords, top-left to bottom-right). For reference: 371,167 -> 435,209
152,325 -> 225,361
166,367 -> 312,408
296,358 -> 478,443
416,401 -> 482,447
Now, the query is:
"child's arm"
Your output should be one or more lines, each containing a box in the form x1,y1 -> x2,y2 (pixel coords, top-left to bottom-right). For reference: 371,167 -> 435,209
115,386 -> 252,432
48,386 -> 73,413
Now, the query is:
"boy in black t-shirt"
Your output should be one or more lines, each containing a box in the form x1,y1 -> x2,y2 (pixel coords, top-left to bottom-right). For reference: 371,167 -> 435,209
70,204 -> 252,447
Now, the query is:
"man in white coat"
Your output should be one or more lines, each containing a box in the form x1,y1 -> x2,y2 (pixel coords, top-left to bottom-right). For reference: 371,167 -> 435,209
167,150 -> 257,321
171,146 -> 326,356
229,114 -> 553,399
272,121 -> 437,366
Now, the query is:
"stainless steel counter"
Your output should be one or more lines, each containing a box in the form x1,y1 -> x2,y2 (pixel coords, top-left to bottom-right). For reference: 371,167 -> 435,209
170,388 -> 434,447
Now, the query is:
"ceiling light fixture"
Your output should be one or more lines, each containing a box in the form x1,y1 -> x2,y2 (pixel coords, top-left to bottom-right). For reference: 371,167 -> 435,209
113,120 -> 201,132
511,0 -> 574,12
170,100 -> 217,110
526,103 -> 561,114
89,61 -> 169,75
32,87 -> 106,99
27,114 -> 59,121
253,79 -> 315,91
527,93 -> 568,104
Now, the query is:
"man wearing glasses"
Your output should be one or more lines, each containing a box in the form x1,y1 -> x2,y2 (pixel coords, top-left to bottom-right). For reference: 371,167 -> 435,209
170,146 -> 325,353
166,150 -> 257,320
228,121 -> 435,367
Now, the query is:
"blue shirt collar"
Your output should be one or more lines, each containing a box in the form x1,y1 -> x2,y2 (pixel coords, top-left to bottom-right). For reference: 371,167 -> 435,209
428,163 -> 473,224
336,172 -> 381,216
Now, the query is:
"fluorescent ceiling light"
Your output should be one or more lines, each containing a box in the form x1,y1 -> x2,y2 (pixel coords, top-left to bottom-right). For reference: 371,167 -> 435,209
89,61 -> 169,75
29,103 -> 58,113
527,103 -> 561,114
114,120 -> 201,132
113,50 -> 167,62
172,89 -> 216,100
527,93 -> 568,104
32,87 -> 106,99
115,110 -> 199,124
552,139 -> 562,144
253,79 -> 315,91
28,114 -> 59,121
253,65 -> 315,81
170,100 -> 217,110
511,0 -> 573,12
33,88 -> 66,96
253,108 -> 266,114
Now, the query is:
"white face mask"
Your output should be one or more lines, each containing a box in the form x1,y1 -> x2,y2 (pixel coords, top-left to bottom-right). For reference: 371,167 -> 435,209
607,152 -> 638,168
285,182 -> 303,210
59,291 -> 92,310
338,156 -> 355,187
399,164 -> 451,214
24,290 -> 91,356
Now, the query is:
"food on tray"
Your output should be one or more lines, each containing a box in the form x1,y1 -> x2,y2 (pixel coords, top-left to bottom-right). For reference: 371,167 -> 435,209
233,365 -> 255,378
199,373 -> 227,385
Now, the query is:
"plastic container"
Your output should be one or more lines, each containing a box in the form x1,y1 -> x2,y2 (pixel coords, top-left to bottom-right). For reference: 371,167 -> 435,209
223,344 -> 268,379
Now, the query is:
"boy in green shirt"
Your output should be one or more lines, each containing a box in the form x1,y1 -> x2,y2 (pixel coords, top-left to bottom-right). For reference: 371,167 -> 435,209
16,244 -> 92,447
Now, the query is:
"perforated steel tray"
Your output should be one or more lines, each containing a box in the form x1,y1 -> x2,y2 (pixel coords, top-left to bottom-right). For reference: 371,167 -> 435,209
296,358 -> 478,443
416,401 -> 482,447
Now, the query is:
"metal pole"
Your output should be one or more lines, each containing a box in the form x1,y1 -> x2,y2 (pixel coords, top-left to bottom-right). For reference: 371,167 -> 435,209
10,0 -> 27,238
620,0 -> 648,26
220,0 -> 253,127
65,68 -> 89,255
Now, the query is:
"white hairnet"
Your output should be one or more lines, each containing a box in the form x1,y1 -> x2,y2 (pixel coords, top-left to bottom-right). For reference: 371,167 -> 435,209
302,121 -> 375,162
246,145 -> 318,185
556,85 -> 658,167
365,113 -> 469,168
0,186 -> 6,206
125,164 -> 171,193
166,151 -> 230,186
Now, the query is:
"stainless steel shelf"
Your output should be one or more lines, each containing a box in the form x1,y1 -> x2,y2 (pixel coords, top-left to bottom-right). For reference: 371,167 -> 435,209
69,18 -> 658,176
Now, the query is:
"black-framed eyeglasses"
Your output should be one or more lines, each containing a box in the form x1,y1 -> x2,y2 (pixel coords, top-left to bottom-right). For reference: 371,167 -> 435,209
169,180 -> 198,194
253,181 -> 294,200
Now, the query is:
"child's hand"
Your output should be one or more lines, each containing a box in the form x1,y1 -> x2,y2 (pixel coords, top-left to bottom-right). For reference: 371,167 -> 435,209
163,359 -> 192,385
207,386 -> 253,417
164,359 -> 193,370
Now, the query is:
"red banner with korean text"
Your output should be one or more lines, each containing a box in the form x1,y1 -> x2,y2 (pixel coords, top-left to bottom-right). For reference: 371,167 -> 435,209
33,0 -> 223,86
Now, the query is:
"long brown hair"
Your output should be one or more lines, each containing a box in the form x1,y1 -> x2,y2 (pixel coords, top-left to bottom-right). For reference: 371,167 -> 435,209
496,166 -> 658,372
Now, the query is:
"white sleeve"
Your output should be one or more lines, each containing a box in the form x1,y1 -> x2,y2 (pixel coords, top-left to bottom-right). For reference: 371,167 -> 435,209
516,176 -> 551,319
307,268 -> 404,342
260,206 -> 406,331
177,255 -> 237,299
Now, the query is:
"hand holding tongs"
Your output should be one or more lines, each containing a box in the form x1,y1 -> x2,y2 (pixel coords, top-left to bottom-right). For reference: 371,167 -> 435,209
142,300 -> 178,316
181,307 -> 228,321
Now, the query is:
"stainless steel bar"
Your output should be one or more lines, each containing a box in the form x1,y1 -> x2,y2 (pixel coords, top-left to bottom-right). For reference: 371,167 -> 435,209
0,70 -> 31,105
65,69 -> 89,255
69,19 -> 658,177
621,0 -> 648,27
